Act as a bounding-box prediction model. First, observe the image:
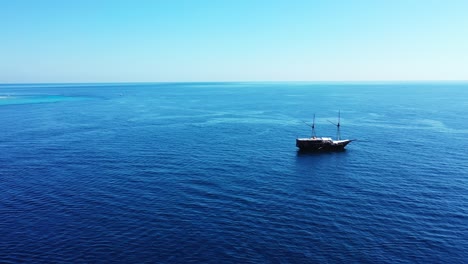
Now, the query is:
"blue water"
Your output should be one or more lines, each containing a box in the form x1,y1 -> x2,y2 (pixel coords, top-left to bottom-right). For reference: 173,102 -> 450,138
0,82 -> 467,263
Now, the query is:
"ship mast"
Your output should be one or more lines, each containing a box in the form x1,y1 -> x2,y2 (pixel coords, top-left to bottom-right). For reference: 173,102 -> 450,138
311,114 -> 316,138
328,110 -> 341,140
302,114 -> 317,138
337,110 -> 341,140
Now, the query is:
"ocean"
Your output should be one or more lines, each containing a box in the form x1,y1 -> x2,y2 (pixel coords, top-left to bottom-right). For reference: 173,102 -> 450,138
0,82 -> 467,263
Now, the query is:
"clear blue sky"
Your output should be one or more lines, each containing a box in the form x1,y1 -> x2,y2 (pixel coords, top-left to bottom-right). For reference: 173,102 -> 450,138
1,0 -> 467,83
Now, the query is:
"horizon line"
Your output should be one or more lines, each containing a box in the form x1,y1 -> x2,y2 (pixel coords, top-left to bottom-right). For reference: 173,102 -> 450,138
1,80 -> 468,85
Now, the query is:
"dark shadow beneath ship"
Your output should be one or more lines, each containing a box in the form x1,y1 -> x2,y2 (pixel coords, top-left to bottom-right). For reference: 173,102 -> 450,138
296,148 -> 347,156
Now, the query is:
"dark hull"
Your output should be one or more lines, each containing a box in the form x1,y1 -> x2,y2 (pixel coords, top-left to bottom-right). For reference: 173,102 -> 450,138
296,139 -> 352,152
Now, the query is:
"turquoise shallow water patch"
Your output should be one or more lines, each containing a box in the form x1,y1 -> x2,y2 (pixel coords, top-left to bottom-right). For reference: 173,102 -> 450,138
0,95 -> 92,105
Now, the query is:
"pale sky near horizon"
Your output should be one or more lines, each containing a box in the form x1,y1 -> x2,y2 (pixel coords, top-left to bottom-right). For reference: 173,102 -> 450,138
1,0 -> 467,83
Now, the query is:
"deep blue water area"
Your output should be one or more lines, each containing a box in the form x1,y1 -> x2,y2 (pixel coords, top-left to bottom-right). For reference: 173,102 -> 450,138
0,82 -> 467,263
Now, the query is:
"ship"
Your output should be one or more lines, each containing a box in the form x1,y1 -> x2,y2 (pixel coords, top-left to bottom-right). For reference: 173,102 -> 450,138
296,111 -> 353,151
